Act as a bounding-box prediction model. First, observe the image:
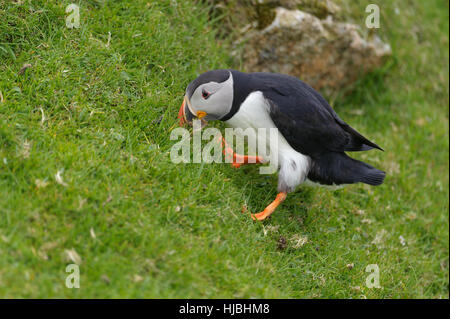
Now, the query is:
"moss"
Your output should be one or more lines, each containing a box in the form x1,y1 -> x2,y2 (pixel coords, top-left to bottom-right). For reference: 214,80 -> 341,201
255,3 -> 277,29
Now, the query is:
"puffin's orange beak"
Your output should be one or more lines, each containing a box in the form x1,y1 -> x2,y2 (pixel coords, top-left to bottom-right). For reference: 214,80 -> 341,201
178,99 -> 186,126
178,96 -> 197,126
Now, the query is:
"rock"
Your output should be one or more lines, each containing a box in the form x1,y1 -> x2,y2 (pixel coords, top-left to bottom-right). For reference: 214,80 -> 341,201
236,0 -> 341,30
240,7 -> 392,97
256,0 -> 341,19
208,0 -> 340,33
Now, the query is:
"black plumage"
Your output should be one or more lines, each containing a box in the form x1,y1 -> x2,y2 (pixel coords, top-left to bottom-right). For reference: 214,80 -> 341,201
229,70 -> 386,186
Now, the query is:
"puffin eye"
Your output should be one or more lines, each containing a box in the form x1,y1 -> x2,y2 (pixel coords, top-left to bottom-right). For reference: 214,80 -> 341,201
202,89 -> 211,99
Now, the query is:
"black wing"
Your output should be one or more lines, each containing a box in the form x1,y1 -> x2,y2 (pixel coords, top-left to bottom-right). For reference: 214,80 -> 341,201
252,73 -> 382,158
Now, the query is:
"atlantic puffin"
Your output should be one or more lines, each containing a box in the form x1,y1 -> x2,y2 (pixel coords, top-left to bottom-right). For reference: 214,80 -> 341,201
178,69 -> 385,221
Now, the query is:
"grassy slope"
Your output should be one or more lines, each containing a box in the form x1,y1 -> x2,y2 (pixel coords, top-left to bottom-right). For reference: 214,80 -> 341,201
0,0 -> 448,298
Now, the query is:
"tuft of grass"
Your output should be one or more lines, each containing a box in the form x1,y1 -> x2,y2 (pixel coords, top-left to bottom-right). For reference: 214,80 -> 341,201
0,0 -> 448,298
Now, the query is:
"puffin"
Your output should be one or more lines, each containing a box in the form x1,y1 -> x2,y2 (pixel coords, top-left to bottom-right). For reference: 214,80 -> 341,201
178,69 -> 385,221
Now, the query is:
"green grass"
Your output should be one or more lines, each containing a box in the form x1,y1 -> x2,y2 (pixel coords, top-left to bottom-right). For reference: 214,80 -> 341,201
0,0 -> 448,298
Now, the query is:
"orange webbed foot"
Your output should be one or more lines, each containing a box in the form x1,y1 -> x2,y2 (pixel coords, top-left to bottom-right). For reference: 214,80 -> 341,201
250,192 -> 287,221
218,137 -> 264,168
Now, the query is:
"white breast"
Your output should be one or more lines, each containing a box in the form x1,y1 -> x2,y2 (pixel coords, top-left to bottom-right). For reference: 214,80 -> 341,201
225,91 -> 311,192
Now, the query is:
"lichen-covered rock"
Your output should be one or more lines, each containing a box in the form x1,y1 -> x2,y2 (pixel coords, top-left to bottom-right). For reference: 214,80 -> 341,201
240,7 -> 391,97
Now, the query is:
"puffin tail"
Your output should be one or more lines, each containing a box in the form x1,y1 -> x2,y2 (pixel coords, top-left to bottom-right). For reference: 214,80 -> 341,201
307,152 -> 386,186
342,125 -> 384,152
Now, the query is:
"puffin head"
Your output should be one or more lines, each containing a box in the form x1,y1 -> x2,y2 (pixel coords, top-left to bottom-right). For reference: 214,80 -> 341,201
178,70 -> 234,126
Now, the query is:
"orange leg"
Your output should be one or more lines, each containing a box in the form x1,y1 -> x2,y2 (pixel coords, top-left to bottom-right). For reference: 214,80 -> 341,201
218,137 -> 264,168
251,192 -> 287,221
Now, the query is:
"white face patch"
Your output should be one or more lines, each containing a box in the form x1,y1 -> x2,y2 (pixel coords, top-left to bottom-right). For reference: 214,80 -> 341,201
188,72 -> 234,121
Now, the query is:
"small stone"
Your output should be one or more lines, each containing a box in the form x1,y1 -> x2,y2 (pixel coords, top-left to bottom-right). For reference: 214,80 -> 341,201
277,236 -> 287,250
